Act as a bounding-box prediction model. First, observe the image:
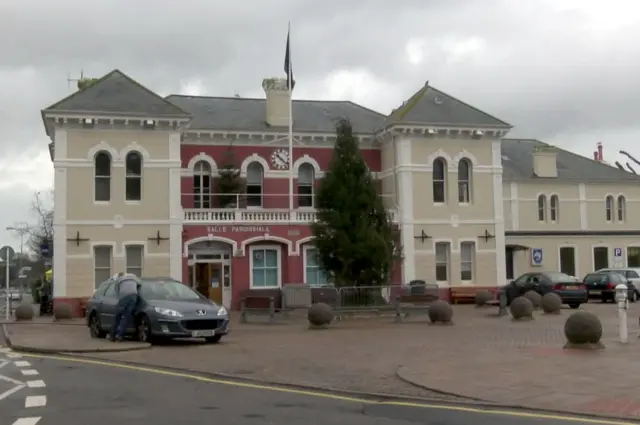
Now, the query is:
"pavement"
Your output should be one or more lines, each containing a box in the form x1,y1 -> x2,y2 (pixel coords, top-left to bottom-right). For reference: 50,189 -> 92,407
0,345 -> 633,425
3,301 -> 640,421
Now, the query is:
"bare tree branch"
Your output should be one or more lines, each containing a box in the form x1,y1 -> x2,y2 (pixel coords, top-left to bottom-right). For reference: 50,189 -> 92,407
26,191 -> 54,260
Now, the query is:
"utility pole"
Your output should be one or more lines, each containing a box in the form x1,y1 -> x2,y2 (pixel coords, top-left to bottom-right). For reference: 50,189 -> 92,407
6,222 -> 31,290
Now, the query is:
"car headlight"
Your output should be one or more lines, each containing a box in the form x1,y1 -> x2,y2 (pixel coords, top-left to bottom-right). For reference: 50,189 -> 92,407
154,307 -> 183,317
217,306 -> 228,316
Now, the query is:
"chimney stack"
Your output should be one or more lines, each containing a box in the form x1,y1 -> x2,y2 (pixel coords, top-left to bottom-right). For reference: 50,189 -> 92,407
532,145 -> 558,178
597,142 -> 603,161
262,77 -> 291,127
593,151 -> 598,160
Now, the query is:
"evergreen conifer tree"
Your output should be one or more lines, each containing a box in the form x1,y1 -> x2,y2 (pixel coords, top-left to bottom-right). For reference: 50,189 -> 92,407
311,119 -> 400,288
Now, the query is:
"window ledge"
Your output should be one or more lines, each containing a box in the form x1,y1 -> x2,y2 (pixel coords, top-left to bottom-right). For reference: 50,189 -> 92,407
458,202 -> 471,207
125,201 -> 142,205
433,202 -> 446,207
94,201 -> 110,206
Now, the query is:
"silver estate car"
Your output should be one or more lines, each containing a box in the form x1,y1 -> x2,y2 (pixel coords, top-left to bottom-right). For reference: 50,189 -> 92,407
86,276 -> 229,344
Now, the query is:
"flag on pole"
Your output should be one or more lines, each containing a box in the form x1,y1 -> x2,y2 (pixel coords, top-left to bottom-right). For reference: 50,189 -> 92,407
284,25 -> 295,91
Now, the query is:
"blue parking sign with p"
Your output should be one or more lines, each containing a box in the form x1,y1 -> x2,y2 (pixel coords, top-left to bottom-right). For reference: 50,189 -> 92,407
614,248 -> 622,257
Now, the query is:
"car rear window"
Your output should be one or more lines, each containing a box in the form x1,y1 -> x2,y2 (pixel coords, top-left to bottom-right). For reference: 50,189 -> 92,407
545,272 -> 576,283
584,274 -> 608,284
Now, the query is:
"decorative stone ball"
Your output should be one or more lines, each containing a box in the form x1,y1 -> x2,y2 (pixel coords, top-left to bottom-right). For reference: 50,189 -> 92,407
564,311 -> 603,345
509,296 -> 534,320
14,304 -> 34,321
428,300 -> 453,324
524,290 -> 542,309
475,290 -> 493,307
53,303 -> 74,320
541,292 -> 562,314
307,302 -> 334,327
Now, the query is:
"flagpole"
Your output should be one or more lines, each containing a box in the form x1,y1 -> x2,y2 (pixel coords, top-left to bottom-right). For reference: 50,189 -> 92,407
287,22 -> 294,212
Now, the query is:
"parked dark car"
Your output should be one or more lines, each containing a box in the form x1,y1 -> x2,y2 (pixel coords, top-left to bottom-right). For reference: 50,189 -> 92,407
504,272 -> 587,309
583,272 -> 637,303
86,276 -> 229,344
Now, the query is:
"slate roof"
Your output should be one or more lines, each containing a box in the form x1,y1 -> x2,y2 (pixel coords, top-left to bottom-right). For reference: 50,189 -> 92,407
385,82 -> 511,129
501,139 -> 640,182
166,95 -> 386,133
43,70 -> 190,118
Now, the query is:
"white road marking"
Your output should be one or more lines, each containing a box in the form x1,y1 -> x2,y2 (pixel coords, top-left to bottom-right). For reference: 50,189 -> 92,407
0,384 -> 25,401
25,395 -> 46,408
0,347 -> 10,353
0,361 -> 8,369
7,353 -> 22,358
26,380 -> 45,388
12,418 -> 41,425
20,369 -> 38,376
14,361 -> 30,368
0,372 -> 24,386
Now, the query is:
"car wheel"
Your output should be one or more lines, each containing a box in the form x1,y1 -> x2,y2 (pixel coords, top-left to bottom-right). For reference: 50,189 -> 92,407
632,291 -> 639,303
137,315 -> 155,344
205,335 -> 222,344
89,313 -> 106,339
568,303 -> 580,309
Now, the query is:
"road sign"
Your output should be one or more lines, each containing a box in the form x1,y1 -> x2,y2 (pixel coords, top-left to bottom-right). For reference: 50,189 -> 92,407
531,248 -> 543,266
40,243 -> 51,257
614,248 -> 623,258
0,245 -> 15,262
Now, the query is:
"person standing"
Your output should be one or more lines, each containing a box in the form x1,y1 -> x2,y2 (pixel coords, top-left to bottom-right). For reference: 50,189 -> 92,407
110,274 -> 140,342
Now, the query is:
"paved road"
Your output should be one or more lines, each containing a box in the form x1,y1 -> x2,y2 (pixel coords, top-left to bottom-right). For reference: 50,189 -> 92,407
0,349 -> 633,425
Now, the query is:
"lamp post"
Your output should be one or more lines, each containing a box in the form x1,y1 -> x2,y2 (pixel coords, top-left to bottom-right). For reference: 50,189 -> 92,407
6,223 -> 30,293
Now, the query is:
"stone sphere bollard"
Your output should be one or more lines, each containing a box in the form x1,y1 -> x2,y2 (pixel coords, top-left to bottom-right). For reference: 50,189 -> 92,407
524,290 -> 542,309
428,300 -> 454,325
509,296 -> 534,320
541,292 -> 562,314
564,311 -> 604,349
307,302 -> 334,329
14,304 -> 34,321
53,303 -> 74,320
475,290 -> 493,307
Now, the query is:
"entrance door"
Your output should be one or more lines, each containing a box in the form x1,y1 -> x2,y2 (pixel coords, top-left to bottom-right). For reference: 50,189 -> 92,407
209,263 -> 223,305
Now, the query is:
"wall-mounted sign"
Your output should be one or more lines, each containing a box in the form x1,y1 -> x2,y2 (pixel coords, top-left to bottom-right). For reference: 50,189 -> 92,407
207,226 -> 270,233
530,248 -> 543,267
614,247 -> 624,267
211,278 -> 219,288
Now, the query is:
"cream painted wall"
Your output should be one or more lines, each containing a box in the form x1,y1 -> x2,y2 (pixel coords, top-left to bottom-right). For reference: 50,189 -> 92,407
66,225 -> 171,257
66,130 -> 172,159
585,183 -> 640,230
514,182 -> 580,231
507,235 -> 640,279
414,250 -> 497,287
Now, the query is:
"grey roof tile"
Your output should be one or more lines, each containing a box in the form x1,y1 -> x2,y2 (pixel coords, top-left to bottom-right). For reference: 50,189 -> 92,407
501,139 -> 640,182
165,95 -> 386,133
44,70 -> 190,118
386,82 -> 511,128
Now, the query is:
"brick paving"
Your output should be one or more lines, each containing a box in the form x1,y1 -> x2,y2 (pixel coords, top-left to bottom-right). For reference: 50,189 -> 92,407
7,302 -> 640,418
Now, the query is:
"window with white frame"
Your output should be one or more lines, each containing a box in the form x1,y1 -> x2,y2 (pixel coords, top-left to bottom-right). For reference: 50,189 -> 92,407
537,195 -> 547,221
617,195 -> 626,222
304,246 -> 329,286
550,195 -> 559,222
605,195 -> 614,221
432,158 -> 447,203
460,241 -> 475,281
125,245 -> 144,277
435,242 -> 450,281
246,162 -> 264,207
457,158 -> 471,203
94,151 -> 111,202
628,247 -> 640,268
94,246 -> 113,289
297,163 -> 314,207
125,151 -> 143,201
193,160 -> 212,208
250,246 -> 280,288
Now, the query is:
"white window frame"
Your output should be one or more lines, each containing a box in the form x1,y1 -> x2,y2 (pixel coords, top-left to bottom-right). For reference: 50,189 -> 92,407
617,195 -> 626,222
193,160 -> 213,209
249,244 -> 281,289
434,241 -> 451,283
125,244 -> 144,277
537,194 -> 547,222
432,157 -> 447,204
605,195 -> 614,222
457,158 -> 472,204
302,245 -> 330,287
460,241 -> 475,282
246,162 -> 264,209
591,245 -> 609,271
93,245 -> 113,289
94,151 -> 112,204
125,151 -> 143,203
297,163 -> 315,208
549,194 -> 559,222
627,245 -> 640,268
557,245 -> 578,277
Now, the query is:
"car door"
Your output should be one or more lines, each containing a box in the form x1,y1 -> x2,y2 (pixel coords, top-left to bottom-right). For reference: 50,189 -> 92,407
624,270 -> 640,293
100,282 -> 119,332
87,281 -> 110,317
532,274 -> 552,295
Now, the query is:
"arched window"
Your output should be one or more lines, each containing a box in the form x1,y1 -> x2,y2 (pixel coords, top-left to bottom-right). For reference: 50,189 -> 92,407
457,158 -> 472,203
246,162 -> 264,207
432,157 -> 447,203
193,160 -> 212,209
297,163 -> 314,207
605,195 -> 614,222
550,195 -> 559,222
537,195 -> 547,222
617,195 -> 626,222
94,151 -> 111,202
125,151 -> 143,201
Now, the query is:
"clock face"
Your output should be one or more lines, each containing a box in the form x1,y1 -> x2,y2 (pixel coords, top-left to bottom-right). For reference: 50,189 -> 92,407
270,149 -> 290,170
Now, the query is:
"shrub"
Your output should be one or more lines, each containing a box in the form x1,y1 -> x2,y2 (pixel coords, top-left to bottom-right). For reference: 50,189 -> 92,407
53,303 -> 74,320
564,311 -> 603,348
541,292 -> 562,314
509,296 -> 533,320
475,290 -> 493,307
14,304 -> 34,321
428,300 -> 453,324
308,302 -> 334,328
524,291 -> 542,309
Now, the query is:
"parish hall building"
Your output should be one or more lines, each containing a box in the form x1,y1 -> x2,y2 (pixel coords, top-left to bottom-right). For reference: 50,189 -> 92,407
41,69 -> 640,315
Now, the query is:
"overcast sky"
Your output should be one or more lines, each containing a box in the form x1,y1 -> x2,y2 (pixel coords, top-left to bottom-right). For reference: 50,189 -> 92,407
1,0 -> 639,250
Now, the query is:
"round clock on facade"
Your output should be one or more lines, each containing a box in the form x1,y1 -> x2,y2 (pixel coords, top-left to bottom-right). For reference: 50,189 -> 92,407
270,149 -> 290,170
